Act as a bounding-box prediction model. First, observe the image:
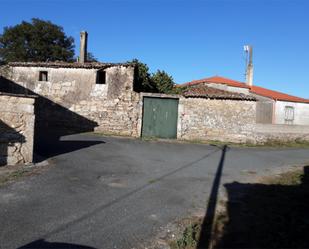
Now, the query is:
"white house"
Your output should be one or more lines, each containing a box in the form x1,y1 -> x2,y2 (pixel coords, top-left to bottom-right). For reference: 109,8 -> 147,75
181,75 -> 309,125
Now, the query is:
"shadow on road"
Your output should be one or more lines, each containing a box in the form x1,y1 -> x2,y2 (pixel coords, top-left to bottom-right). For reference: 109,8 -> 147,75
18,239 -> 97,249
197,143 -> 309,248
213,165 -> 309,248
197,145 -> 228,249
34,133 -> 105,161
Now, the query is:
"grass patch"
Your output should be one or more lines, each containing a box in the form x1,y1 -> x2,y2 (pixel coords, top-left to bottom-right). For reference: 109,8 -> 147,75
0,163 -> 48,187
148,179 -> 157,184
0,168 -> 30,186
205,139 -> 309,148
89,132 -> 309,148
263,169 -> 304,185
169,219 -> 202,249
257,139 -> 309,148
88,131 -> 133,138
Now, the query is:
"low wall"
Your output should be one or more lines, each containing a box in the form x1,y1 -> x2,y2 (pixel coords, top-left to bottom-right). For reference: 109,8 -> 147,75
254,124 -> 309,143
178,98 -> 256,143
0,93 -> 35,165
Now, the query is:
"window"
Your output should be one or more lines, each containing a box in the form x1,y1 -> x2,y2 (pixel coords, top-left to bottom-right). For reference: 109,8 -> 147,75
96,70 -> 106,84
284,106 -> 294,125
39,71 -> 48,81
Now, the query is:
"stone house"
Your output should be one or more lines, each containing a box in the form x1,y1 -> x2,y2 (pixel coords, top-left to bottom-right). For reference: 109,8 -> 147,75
0,61 -> 140,158
181,75 -> 309,126
1,62 -> 259,144
0,31 -> 260,154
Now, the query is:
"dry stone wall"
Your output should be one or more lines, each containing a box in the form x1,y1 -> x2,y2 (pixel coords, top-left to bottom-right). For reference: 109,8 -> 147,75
0,93 -> 35,165
178,98 -> 256,143
254,124 -> 309,143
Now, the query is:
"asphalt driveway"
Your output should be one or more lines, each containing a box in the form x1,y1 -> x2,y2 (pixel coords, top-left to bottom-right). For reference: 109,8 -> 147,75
1,134 -> 309,249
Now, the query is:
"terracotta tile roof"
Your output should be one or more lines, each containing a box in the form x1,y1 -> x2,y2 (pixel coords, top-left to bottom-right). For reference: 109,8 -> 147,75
250,85 -> 309,103
8,61 -> 132,69
181,75 -> 309,103
181,76 -> 250,89
183,85 -> 256,100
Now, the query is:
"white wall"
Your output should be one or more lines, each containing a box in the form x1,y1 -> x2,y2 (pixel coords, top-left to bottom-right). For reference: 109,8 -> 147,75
275,101 -> 309,125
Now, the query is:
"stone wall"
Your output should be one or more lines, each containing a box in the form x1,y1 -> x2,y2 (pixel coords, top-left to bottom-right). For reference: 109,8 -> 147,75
0,93 -> 35,165
2,65 -> 308,146
178,97 -> 256,143
177,97 -> 309,143
1,65 -> 140,137
254,123 -> 309,143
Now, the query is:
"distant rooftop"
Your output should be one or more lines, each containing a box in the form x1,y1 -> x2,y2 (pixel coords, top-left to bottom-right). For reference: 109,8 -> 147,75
183,85 -> 256,101
182,76 -> 250,89
182,75 -> 309,103
8,61 -> 133,69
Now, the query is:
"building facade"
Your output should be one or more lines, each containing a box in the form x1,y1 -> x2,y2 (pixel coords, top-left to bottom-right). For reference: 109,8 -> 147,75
182,76 -> 309,126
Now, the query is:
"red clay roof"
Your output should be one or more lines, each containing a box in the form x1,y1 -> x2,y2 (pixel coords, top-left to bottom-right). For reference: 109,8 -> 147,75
181,76 -> 250,89
181,75 -> 309,103
250,85 -> 309,103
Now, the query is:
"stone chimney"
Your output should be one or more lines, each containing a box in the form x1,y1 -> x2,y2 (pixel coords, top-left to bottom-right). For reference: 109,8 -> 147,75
79,31 -> 88,63
245,45 -> 254,87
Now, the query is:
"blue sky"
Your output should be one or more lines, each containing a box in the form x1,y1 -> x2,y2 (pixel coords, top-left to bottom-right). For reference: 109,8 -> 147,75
1,0 -> 308,98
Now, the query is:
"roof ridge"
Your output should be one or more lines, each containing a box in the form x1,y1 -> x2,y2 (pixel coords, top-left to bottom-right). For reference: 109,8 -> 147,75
250,85 -> 308,102
181,75 -> 308,103
7,61 -> 132,69
207,75 -> 246,84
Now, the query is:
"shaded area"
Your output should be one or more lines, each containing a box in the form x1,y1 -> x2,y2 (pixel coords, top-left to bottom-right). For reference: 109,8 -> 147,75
214,166 -> 309,248
197,145 -> 228,249
0,119 -> 25,166
36,136 -> 104,159
18,239 -> 97,249
0,76 -> 101,161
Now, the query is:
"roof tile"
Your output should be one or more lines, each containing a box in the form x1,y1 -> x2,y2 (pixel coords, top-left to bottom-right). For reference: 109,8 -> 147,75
182,75 -> 309,103
182,76 -> 250,89
8,61 -> 132,69
183,85 -> 255,100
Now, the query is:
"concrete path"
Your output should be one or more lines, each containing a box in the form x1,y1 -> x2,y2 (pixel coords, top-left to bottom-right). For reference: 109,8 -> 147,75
1,134 -> 309,249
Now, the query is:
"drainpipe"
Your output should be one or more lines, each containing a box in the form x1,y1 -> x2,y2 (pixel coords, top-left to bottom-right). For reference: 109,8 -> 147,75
272,100 -> 276,124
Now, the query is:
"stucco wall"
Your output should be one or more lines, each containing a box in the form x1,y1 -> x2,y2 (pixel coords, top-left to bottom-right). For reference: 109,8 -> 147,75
274,101 -> 309,125
178,98 -> 256,143
0,93 -> 35,165
3,65 -> 140,137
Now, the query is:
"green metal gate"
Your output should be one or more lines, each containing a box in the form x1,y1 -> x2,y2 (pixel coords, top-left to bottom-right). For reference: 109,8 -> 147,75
142,97 -> 179,139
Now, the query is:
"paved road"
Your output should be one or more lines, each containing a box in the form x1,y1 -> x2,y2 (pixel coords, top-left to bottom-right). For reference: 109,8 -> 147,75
1,134 -> 309,249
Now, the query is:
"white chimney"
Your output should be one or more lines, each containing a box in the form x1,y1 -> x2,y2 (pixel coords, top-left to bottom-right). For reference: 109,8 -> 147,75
80,31 -> 88,63
244,45 -> 253,87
